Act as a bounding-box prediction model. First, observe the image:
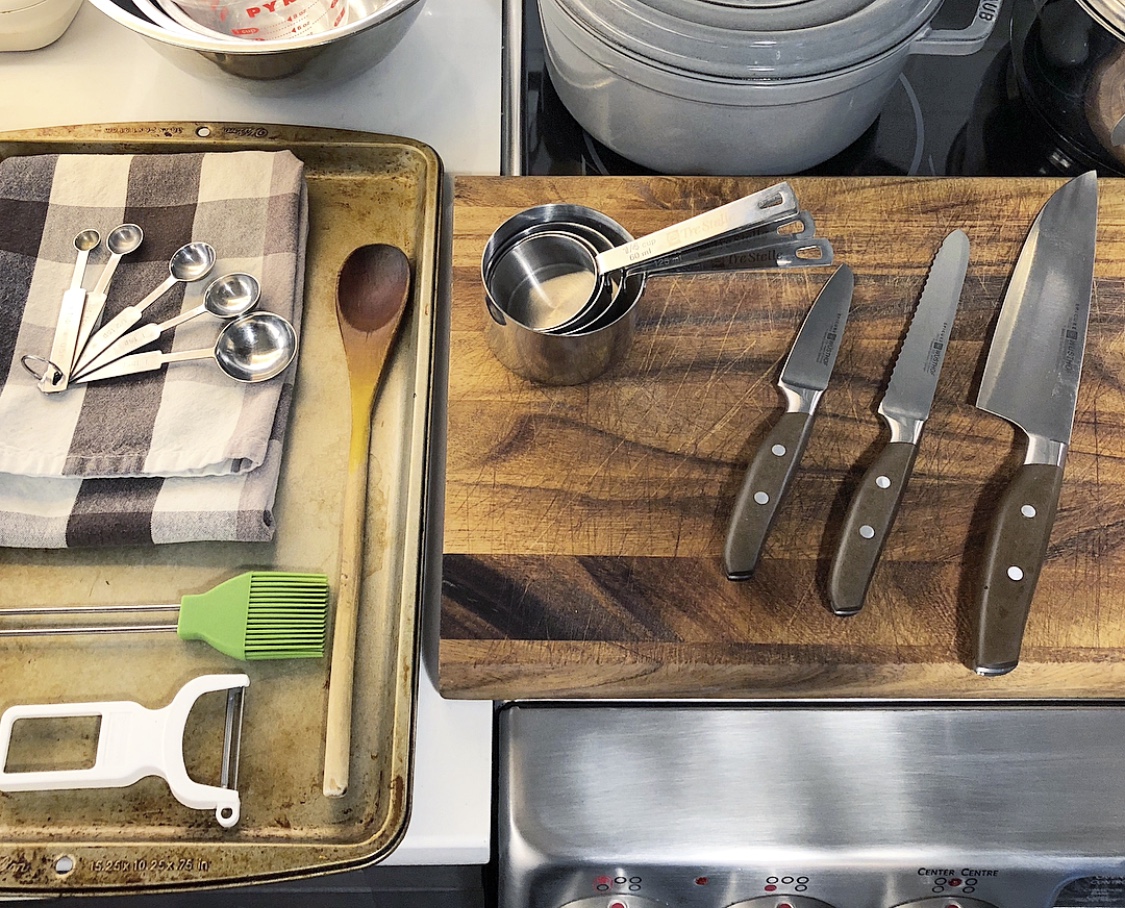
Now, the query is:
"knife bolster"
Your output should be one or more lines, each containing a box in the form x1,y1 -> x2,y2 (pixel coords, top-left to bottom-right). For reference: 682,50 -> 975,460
1025,436 -> 1068,468
882,411 -> 925,446
780,384 -> 823,416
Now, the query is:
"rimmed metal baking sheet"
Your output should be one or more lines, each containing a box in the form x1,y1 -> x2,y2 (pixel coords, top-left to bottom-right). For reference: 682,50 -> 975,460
0,122 -> 441,893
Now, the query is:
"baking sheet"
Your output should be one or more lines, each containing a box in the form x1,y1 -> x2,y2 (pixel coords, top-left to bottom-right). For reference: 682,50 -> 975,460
0,122 -> 441,892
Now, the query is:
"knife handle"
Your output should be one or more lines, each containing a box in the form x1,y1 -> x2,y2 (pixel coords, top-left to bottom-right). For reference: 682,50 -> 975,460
975,462 -> 1065,676
828,442 -> 919,617
723,411 -> 815,580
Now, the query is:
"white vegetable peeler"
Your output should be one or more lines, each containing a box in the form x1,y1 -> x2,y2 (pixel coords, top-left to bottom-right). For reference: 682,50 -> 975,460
0,674 -> 249,828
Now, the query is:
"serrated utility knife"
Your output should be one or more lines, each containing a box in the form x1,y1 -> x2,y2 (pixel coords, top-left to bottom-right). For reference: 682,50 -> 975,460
724,264 -> 854,580
974,171 -> 1098,676
827,230 -> 970,616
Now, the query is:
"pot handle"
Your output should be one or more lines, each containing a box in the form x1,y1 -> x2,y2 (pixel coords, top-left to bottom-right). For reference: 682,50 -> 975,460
910,0 -> 1003,56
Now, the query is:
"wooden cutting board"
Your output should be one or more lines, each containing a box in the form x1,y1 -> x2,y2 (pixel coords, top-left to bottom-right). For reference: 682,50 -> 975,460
440,175 -> 1125,700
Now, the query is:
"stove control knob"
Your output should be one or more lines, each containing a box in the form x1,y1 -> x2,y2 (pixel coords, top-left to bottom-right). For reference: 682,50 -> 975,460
725,898 -> 835,908
889,898 -> 998,908
556,897 -> 668,908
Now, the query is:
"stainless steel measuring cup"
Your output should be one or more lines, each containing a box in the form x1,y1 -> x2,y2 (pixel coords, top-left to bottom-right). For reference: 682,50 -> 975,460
484,219 -> 625,334
482,205 -> 644,385
484,181 -> 800,333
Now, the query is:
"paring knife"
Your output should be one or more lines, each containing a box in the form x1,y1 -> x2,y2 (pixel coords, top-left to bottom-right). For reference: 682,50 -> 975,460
828,230 -> 970,616
973,171 -> 1099,676
724,264 -> 854,580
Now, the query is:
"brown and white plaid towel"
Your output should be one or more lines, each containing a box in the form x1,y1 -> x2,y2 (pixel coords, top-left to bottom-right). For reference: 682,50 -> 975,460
0,151 -> 308,548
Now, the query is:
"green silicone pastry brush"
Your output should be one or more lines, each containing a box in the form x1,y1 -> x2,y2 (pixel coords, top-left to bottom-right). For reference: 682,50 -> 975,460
0,571 -> 329,661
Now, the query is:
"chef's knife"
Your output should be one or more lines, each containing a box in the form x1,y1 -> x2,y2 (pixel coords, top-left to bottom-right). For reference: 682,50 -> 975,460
724,264 -> 854,580
828,230 -> 970,616
974,171 -> 1098,676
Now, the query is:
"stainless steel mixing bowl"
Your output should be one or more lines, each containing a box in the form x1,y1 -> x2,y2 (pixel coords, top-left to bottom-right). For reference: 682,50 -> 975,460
87,0 -> 425,83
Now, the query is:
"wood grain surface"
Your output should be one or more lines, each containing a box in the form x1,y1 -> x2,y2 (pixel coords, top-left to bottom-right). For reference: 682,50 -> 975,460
440,175 -> 1125,700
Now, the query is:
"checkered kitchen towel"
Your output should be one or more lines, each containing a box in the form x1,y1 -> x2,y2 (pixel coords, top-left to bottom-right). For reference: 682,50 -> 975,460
0,151 -> 308,547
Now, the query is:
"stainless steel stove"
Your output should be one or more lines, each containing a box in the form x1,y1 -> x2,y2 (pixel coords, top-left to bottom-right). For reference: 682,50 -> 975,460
499,702 -> 1125,908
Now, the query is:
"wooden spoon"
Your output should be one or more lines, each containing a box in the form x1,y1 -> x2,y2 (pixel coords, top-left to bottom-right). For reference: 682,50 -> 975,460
323,243 -> 411,798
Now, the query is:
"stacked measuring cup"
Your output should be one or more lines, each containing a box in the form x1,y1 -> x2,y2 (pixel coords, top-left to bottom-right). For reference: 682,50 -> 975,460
480,180 -> 833,384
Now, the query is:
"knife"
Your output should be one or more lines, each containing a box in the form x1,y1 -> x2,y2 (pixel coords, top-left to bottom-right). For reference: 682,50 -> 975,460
973,171 -> 1099,676
827,230 -> 970,616
724,264 -> 854,580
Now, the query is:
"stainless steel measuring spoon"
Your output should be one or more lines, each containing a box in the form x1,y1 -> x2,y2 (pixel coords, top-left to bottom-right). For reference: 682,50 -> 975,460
39,229 -> 100,393
72,241 -> 216,376
73,311 -> 297,385
485,181 -> 799,332
72,223 -> 144,371
74,272 -> 260,378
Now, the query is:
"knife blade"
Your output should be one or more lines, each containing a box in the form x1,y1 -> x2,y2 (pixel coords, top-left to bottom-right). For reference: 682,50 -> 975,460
724,264 -> 854,580
973,171 -> 1098,676
827,230 -> 969,616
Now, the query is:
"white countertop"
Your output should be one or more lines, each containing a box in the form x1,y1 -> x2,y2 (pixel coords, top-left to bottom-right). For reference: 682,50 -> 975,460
0,0 -> 501,868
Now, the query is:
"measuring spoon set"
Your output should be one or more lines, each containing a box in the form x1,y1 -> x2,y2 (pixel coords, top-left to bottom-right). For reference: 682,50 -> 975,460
22,228 -> 297,391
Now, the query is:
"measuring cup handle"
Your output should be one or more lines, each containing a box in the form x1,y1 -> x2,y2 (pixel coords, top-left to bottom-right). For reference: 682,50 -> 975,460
595,181 -> 799,275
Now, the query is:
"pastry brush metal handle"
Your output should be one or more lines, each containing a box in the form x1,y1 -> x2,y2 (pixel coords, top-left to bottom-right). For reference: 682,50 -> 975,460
3,603 -> 179,616
0,602 -> 180,634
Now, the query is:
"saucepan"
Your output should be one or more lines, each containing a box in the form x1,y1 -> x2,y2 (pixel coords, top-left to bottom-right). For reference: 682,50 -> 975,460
1010,0 -> 1125,175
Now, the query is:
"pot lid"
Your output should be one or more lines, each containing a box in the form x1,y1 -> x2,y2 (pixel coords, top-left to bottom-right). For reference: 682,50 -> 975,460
556,0 -> 945,78
1075,0 -> 1125,40
637,0 -> 877,32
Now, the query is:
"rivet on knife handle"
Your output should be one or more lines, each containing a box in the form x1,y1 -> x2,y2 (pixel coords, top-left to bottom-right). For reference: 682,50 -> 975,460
974,463 -> 1064,675
828,442 -> 918,616
723,411 -> 816,580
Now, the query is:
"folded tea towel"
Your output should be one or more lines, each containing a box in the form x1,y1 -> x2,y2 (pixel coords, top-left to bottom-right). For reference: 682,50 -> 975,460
0,150 -> 308,548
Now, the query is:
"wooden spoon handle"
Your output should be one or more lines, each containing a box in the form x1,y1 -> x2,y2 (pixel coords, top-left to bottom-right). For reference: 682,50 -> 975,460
323,386 -> 377,798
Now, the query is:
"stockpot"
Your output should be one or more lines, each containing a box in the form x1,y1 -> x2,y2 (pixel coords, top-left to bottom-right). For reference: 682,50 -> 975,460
1011,0 -> 1125,175
539,0 -> 1004,174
